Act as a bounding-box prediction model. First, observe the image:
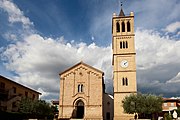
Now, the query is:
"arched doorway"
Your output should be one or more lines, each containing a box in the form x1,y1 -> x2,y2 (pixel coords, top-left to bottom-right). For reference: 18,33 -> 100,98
75,100 -> 84,118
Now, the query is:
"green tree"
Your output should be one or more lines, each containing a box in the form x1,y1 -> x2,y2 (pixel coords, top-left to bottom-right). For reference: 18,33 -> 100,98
164,113 -> 172,120
176,107 -> 180,117
122,93 -> 163,119
19,98 -> 53,118
19,98 -> 34,114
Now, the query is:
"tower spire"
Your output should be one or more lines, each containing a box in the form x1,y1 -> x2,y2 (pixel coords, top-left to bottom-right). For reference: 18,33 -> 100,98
119,1 -> 125,16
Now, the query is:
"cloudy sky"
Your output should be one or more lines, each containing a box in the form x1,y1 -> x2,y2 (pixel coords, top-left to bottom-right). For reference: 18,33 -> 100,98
0,0 -> 180,100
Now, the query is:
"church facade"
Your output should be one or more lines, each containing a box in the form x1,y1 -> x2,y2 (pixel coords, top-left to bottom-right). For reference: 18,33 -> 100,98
58,62 -> 113,120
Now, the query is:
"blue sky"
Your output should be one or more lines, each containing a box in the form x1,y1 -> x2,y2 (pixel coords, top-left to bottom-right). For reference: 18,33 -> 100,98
0,0 -> 180,100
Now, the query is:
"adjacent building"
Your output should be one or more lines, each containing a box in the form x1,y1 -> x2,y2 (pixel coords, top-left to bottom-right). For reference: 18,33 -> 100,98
162,98 -> 180,112
51,100 -> 60,119
0,75 -> 41,112
58,62 -> 113,120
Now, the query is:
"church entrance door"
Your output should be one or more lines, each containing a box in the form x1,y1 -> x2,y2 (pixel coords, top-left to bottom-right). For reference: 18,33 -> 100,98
76,100 -> 84,119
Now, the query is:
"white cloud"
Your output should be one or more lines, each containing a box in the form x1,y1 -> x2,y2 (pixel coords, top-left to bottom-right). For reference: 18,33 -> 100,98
167,72 -> 180,83
135,28 -> 180,70
2,34 -> 112,99
2,27 -> 180,99
164,21 -> 180,33
135,28 -> 180,96
0,0 -> 33,28
3,33 -> 17,41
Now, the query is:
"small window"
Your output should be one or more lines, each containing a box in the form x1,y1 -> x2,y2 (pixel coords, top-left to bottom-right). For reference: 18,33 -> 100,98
122,21 -> 125,32
78,84 -> 84,93
127,21 -> 131,32
122,77 -> 128,86
122,78 -> 125,86
120,41 -> 128,49
120,41 -> 122,49
78,84 -> 81,92
13,87 -> 16,93
0,82 -> 5,89
116,22 -> 120,32
123,41 -> 125,48
25,92 -> 28,97
171,103 -> 174,107
164,103 -> 167,106
81,84 -> 83,92
126,41 -> 128,48
125,78 -> 128,86
33,94 -> 35,100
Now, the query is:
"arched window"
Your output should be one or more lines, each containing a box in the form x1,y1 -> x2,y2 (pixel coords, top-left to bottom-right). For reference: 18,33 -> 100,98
127,21 -> 131,32
122,77 -> 128,86
78,84 -> 84,93
78,84 -> 81,92
116,22 -> 120,32
125,78 -> 128,86
120,41 -> 122,49
122,21 -> 125,32
126,41 -> 128,48
81,84 -> 83,92
122,78 -> 125,86
123,41 -> 125,48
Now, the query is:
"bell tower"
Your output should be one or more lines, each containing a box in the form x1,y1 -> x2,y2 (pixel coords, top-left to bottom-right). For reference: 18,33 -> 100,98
112,8 -> 137,120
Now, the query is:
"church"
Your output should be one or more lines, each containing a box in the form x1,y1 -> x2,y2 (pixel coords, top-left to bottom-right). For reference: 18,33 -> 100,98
58,7 -> 137,120
58,62 -> 114,119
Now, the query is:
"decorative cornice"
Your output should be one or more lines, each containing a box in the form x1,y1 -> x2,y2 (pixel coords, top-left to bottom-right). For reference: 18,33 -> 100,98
59,61 -> 103,76
113,53 -> 136,56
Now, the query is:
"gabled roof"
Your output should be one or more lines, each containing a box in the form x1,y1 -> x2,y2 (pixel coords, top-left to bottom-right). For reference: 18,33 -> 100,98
163,98 -> 180,102
0,75 -> 41,95
59,61 -> 104,76
119,8 -> 125,16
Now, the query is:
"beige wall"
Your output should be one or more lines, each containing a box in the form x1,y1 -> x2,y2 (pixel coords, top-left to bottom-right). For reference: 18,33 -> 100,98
59,62 -> 104,119
114,93 -> 134,119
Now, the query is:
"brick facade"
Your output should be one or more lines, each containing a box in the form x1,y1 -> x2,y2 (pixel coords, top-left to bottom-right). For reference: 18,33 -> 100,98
58,62 -> 113,120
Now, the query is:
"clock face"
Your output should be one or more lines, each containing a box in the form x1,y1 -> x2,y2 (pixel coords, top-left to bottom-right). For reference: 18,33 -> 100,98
120,60 -> 129,68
